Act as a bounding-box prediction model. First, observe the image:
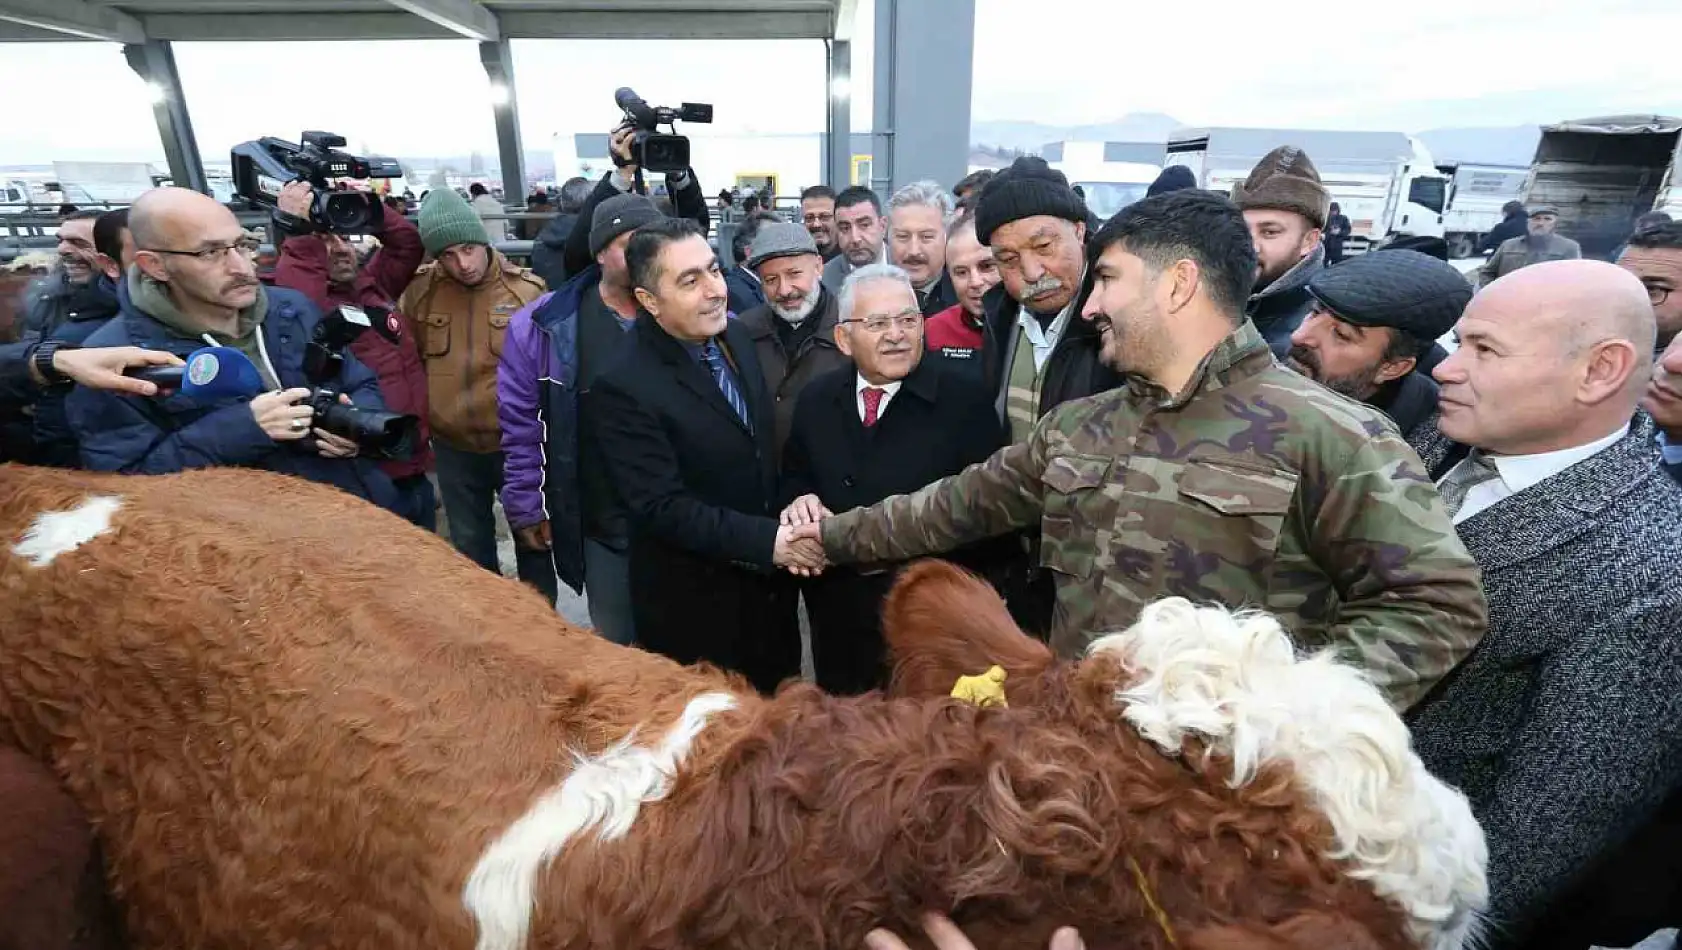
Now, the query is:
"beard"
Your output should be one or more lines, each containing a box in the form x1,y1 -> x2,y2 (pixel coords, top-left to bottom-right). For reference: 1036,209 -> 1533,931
1285,344 -> 1383,401
770,289 -> 819,325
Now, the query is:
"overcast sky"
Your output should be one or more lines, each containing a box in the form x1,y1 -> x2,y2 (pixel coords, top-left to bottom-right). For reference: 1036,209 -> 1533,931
1,0 -> 1679,166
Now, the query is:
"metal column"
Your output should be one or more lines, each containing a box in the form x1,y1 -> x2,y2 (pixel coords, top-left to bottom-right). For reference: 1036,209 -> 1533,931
870,0 -> 974,197
826,39 -> 852,191
123,40 -> 207,194
479,39 -> 527,200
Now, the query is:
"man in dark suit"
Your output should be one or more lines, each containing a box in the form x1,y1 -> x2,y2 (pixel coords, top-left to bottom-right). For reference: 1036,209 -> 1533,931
588,218 -> 820,693
780,263 -> 1008,694
1646,333 -> 1682,485
1404,259 -> 1682,947
724,212 -> 778,317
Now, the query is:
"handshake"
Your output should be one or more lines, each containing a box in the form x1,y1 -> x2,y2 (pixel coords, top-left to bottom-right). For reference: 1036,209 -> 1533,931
771,494 -> 833,577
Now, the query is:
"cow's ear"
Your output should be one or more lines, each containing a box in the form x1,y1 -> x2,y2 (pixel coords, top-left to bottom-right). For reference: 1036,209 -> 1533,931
881,559 -> 1052,700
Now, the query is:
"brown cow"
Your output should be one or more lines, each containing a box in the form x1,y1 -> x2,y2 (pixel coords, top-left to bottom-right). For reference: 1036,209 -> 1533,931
0,463 -> 1488,950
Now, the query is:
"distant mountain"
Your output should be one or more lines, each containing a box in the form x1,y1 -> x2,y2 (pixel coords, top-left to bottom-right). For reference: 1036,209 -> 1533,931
971,113 -> 1185,153
1416,125 -> 1541,167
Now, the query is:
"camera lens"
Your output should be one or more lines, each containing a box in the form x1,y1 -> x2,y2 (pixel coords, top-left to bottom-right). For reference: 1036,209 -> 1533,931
319,193 -> 375,233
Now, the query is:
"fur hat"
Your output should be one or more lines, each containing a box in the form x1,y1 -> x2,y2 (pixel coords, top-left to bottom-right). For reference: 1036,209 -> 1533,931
974,157 -> 1089,245
1232,146 -> 1331,230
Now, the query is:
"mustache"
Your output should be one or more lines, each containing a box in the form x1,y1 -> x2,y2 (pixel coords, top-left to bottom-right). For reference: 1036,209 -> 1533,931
1285,344 -> 1321,375
900,254 -> 929,266
1023,275 -> 1063,298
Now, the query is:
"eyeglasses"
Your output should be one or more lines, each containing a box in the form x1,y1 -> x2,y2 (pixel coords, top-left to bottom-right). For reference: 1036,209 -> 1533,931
842,312 -> 923,334
802,212 -> 835,225
142,243 -> 247,264
1646,283 -> 1673,307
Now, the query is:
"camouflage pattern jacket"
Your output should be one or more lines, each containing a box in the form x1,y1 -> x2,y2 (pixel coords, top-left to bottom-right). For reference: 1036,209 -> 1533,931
819,320 -> 1488,709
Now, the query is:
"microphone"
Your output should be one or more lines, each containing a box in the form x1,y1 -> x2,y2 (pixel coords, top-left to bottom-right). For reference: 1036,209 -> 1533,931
125,346 -> 265,399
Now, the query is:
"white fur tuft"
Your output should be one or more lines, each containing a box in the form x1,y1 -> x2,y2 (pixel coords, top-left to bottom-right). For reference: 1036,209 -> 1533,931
11,495 -> 123,567
463,691 -> 737,950
1091,598 -> 1488,950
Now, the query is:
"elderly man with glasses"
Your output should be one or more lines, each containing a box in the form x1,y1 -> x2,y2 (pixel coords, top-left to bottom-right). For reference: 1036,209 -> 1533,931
65,187 -> 403,514
779,262 -> 1011,694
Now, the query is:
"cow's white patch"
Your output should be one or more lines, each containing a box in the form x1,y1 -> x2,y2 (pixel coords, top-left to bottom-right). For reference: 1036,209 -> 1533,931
1091,598 -> 1489,950
463,691 -> 737,950
10,495 -> 123,568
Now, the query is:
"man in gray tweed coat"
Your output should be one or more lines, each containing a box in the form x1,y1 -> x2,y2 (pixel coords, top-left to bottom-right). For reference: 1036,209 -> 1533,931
1406,259 -> 1682,946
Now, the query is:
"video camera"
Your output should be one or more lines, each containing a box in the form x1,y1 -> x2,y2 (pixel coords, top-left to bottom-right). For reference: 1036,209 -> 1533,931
614,88 -> 713,174
231,131 -> 403,235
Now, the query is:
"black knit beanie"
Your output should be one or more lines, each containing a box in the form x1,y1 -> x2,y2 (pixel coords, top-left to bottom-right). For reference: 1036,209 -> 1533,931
974,157 -> 1089,245
1147,165 -> 1198,197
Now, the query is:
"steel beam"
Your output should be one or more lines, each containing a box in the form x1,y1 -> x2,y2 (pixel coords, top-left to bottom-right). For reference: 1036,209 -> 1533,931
123,40 -> 207,195
870,0 -> 974,196
0,0 -> 144,43
480,39 -> 527,203
385,0 -> 498,41
826,39 -> 851,190
138,12 -> 455,41
498,9 -> 830,39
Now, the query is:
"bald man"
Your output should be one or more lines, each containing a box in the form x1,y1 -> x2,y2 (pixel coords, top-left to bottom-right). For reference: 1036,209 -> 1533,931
1404,259 -> 1682,946
66,187 -> 402,514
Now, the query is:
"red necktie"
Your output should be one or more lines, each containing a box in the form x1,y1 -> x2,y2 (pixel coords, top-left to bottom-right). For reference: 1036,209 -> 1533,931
862,387 -> 885,427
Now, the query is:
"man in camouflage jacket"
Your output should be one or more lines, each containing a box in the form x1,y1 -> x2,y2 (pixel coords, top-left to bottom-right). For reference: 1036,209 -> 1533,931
806,190 -> 1487,710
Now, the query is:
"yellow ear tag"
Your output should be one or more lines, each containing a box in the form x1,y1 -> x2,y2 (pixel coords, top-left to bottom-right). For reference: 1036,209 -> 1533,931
951,665 -> 1009,708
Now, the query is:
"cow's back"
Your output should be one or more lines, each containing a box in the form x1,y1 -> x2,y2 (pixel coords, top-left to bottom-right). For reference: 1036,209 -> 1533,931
0,464 -> 727,949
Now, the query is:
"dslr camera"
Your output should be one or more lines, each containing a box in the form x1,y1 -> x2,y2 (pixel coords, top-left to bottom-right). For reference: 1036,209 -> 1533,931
231,131 -> 403,235
614,87 -> 713,174
302,305 -> 422,461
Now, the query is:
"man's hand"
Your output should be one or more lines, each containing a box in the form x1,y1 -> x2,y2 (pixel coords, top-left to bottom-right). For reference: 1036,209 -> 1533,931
866,915 -> 1083,950
609,123 -> 639,182
773,522 -> 827,577
313,393 -> 360,458
250,388 -> 315,442
780,493 -> 832,526
52,347 -> 183,396
277,181 -> 316,222
515,520 -> 552,551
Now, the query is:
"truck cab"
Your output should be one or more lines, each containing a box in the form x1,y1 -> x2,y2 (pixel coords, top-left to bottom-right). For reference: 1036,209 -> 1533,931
1522,115 -> 1682,259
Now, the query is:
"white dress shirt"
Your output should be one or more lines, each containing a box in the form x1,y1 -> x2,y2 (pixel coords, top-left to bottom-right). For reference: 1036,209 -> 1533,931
856,375 -> 903,423
1440,424 -> 1629,525
1016,294 -> 1078,373
1659,431 -> 1682,466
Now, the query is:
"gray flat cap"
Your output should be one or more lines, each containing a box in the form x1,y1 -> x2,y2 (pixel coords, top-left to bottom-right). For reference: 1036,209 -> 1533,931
745,221 -> 820,271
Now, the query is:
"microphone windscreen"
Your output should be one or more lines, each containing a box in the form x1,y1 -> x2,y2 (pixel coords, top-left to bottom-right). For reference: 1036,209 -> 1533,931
180,346 -> 265,400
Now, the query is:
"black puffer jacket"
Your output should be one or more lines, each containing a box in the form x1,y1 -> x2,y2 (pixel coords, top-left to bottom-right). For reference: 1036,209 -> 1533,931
528,211 -> 578,290
1247,244 -> 1325,359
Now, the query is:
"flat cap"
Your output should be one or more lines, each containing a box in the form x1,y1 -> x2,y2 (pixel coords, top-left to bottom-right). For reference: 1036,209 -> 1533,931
1528,205 -> 1560,218
745,220 -> 820,271
1305,249 -> 1471,342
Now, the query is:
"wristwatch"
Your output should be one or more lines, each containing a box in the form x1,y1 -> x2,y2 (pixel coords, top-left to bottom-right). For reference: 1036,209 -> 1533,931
31,340 -> 72,386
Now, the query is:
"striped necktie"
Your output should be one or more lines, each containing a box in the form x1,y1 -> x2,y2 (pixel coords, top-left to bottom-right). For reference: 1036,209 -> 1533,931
700,341 -> 752,431
1437,451 -> 1501,517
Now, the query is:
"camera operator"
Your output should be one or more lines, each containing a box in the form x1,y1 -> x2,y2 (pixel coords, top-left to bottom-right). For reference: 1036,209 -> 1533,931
560,122 -> 711,279
64,187 -> 402,514
268,180 -> 436,528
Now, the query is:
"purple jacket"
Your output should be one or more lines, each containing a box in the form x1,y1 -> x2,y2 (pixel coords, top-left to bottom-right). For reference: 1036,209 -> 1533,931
497,266 -> 597,593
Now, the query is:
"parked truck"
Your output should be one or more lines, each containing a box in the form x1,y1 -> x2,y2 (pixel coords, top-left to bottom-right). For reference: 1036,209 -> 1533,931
1520,115 -> 1682,259
1165,127 -> 1447,253
1044,140 -> 1164,220
1437,161 -> 1529,258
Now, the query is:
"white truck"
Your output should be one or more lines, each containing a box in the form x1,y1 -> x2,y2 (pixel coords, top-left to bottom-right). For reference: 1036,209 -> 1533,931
1165,127 -> 1448,252
1043,140 -> 1163,220
1520,115 -> 1682,259
1437,161 -> 1529,258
